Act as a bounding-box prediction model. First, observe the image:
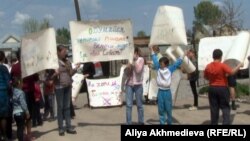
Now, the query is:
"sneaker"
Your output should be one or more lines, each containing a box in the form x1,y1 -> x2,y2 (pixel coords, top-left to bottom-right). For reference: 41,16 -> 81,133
59,129 -> 65,136
189,106 -> 198,111
66,128 -> 77,134
232,101 -> 237,110
231,104 -> 237,110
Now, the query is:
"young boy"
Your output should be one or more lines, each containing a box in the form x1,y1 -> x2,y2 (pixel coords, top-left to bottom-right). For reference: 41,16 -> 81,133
151,48 -> 183,125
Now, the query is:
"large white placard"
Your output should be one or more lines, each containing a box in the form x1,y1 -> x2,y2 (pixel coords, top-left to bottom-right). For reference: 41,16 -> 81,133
224,32 -> 250,69
166,46 -> 196,73
86,65 -> 125,107
143,65 -> 150,96
70,20 -> 134,63
148,70 -> 158,100
86,76 -> 122,107
149,5 -> 187,46
198,31 -> 250,70
21,28 -> 59,78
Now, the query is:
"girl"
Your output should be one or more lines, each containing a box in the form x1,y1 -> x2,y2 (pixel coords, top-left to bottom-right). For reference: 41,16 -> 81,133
12,77 -> 30,141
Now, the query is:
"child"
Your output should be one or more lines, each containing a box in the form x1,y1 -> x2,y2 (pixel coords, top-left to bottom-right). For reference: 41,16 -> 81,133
44,69 -> 56,120
151,47 -> 183,125
12,77 -> 30,141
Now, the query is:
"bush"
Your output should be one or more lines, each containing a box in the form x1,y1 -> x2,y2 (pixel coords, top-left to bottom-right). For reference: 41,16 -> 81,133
198,85 -> 209,94
236,83 -> 250,97
198,83 -> 250,98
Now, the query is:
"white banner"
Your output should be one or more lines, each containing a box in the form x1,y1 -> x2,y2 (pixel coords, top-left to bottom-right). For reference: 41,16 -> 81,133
149,5 -> 187,46
86,77 -> 122,107
71,73 -> 85,101
224,31 -> 250,69
143,65 -> 150,96
148,70 -> 158,100
86,64 -> 125,107
166,46 -> 196,73
21,28 -> 59,78
70,20 -> 134,63
198,31 -> 250,70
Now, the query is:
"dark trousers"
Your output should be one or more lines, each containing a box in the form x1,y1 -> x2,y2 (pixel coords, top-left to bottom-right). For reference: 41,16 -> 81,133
70,97 -> 75,118
82,80 -> 90,107
6,115 -> 12,140
14,113 -> 25,141
208,86 -> 230,125
44,94 -> 55,118
189,80 -> 198,107
44,95 -> 50,116
32,101 -> 42,126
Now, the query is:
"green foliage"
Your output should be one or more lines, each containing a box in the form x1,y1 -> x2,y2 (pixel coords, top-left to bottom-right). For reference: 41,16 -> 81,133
137,30 -> 147,37
198,83 -> 250,98
198,85 -> 209,94
193,1 -> 222,31
22,18 -> 51,34
56,27 -> 70,44
235,83 -> 250,97
22,18 -> 39,34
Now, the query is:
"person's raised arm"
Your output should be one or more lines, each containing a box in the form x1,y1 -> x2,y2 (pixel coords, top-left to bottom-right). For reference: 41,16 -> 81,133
168,57 -> 183,73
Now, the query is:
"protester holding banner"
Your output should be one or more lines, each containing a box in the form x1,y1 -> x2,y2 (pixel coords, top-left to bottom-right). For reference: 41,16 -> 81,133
146,45 -> 163,103
150,47 -> 183,125
43,69 -> 56,120
53,45 -> 79,136
187,49 -> 199,111
204,49 -> 243,125
125,47 -> 145,125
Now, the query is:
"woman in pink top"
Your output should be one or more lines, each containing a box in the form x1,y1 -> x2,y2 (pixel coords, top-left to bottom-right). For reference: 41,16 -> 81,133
125,47 -> 145,125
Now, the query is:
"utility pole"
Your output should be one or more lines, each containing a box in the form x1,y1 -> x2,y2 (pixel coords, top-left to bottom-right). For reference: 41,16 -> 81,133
74,0 -> 81,21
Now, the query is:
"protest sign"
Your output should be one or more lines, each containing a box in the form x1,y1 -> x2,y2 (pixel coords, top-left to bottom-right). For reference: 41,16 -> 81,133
70,20 -> 134,63
150,5 -> 187,46
21,28 -> 58,78
198,31 -> 250,70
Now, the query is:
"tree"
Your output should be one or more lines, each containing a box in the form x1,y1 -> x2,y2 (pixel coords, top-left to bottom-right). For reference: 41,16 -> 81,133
219,0 -> 244,35
22,18 -> 51,34
137,30 -> 147,37
22,18 -> 40,34
56,27 -> 70,44
40,18 -> 51,30
193,1 -> 222,35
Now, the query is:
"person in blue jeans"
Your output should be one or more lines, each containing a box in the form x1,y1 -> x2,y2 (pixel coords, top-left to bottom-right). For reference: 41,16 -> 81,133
52,45 -> 80,136
125,47 -> 145,125
151,48 -> 183,125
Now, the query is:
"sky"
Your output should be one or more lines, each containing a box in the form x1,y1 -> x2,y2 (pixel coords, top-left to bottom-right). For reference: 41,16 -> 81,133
0,0 -> 249,38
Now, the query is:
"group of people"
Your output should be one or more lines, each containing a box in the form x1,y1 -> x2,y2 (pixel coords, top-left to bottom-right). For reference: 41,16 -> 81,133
0,44 -> 244,140
124,46 -> 242,126
0,45 -> 82,141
